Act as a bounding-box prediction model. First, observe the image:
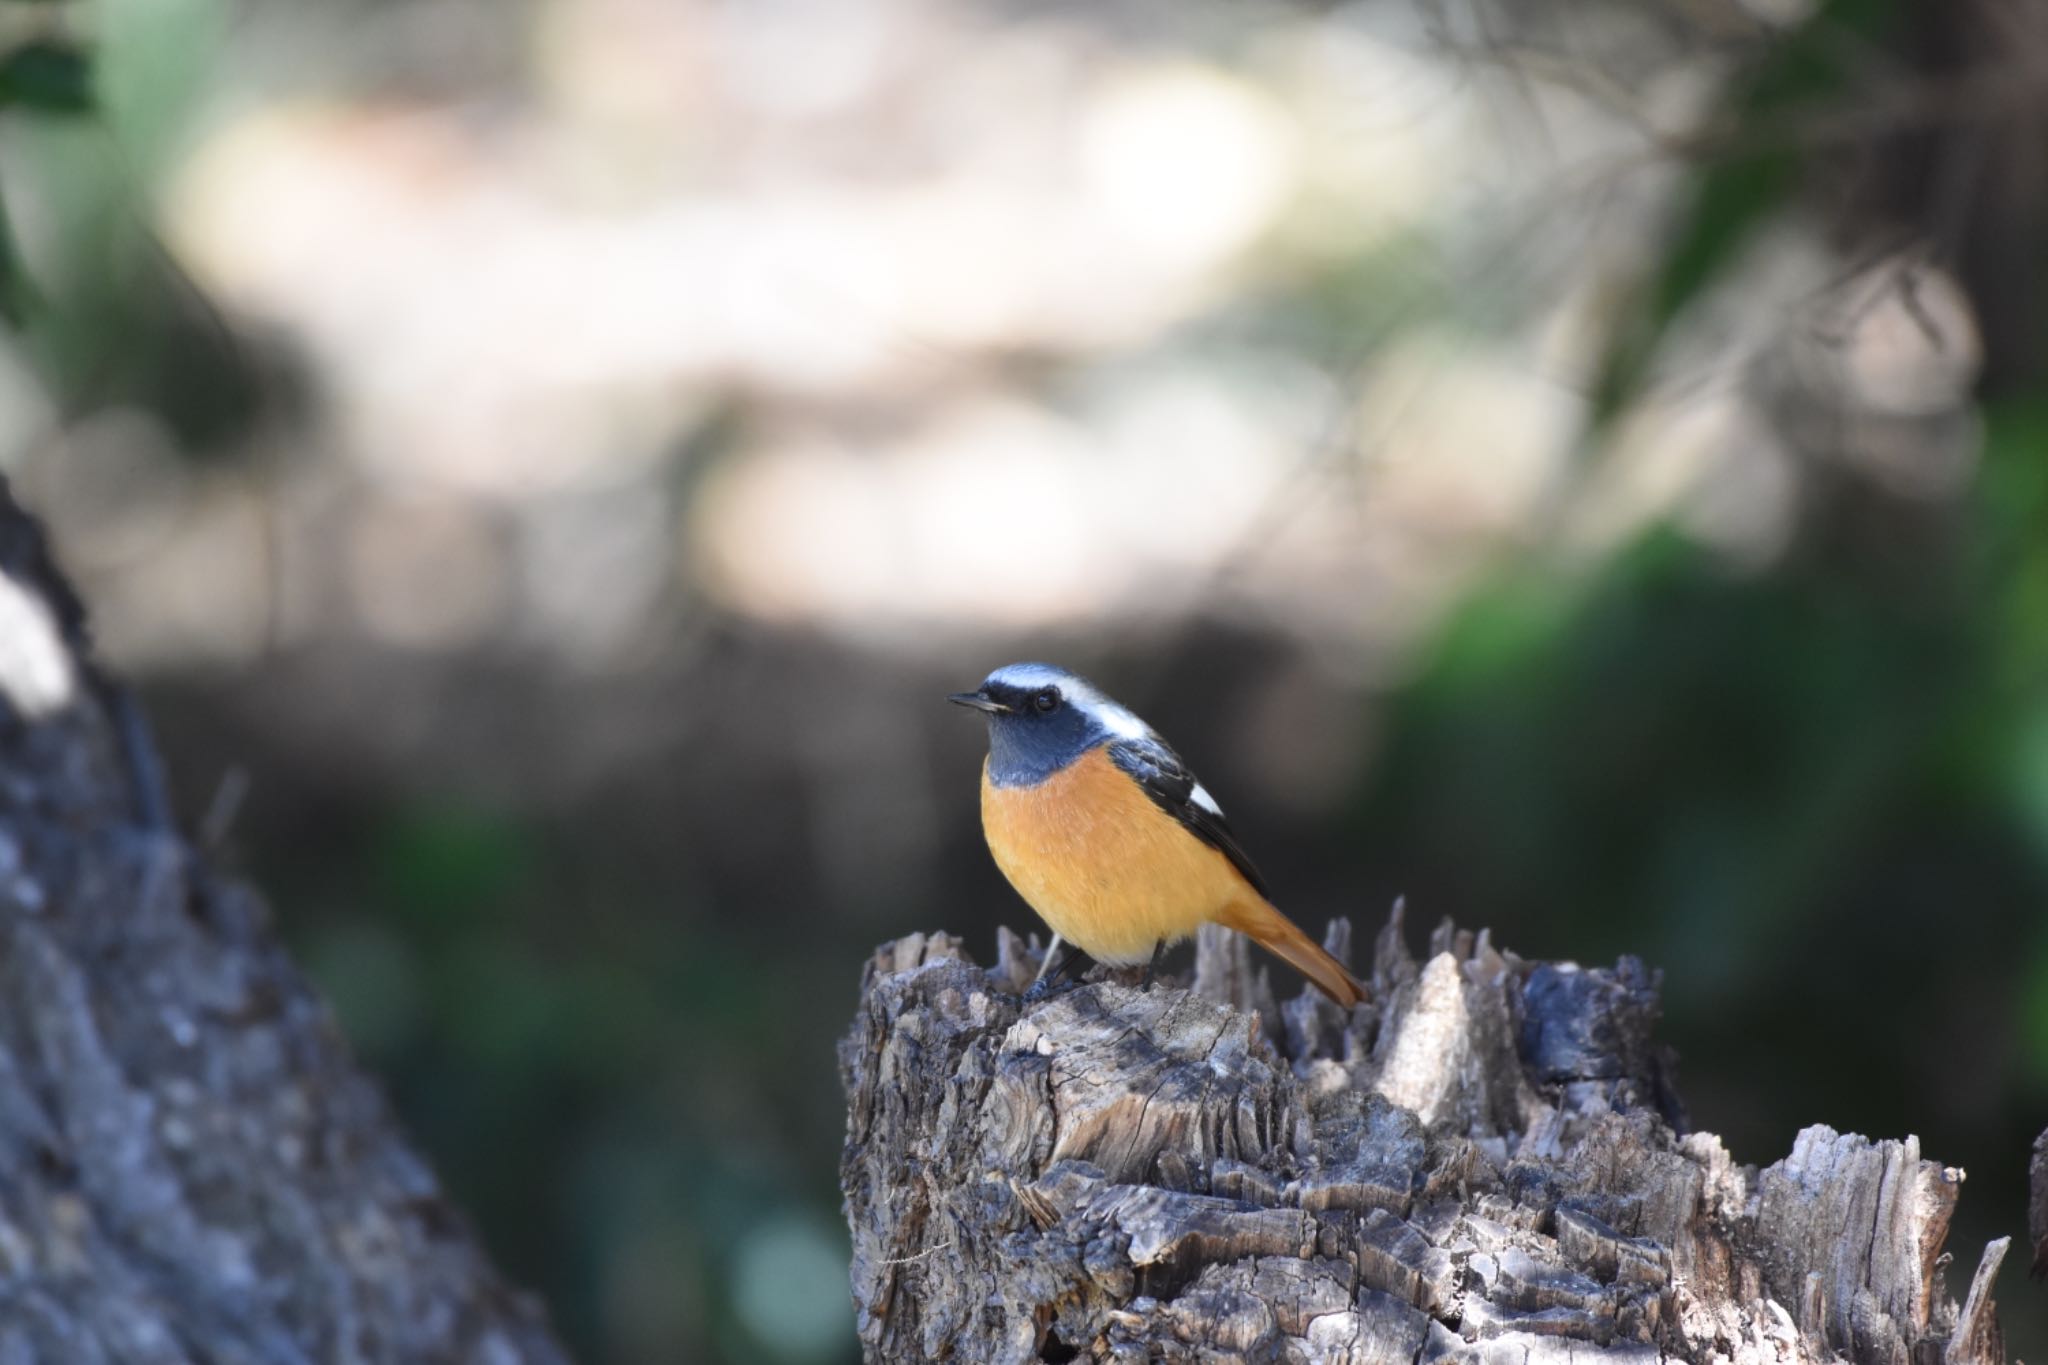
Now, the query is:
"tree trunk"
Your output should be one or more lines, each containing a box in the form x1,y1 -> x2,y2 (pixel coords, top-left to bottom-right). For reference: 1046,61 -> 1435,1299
0,481 -> 570,1363
840,913 -> 2010,1363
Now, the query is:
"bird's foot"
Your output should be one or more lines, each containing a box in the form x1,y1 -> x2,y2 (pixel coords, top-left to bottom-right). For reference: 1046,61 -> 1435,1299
1022,975 -> 1086,1005
1022,941 -> 1098,1003
1022,975 -> 1049,1004
1138,941 -> 1167,993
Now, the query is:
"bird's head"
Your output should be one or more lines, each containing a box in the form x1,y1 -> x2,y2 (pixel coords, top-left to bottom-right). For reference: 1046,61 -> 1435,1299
949,662 -> 1152,786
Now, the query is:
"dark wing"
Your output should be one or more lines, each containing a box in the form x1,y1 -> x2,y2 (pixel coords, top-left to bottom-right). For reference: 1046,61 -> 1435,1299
1105,736 -> 1271,900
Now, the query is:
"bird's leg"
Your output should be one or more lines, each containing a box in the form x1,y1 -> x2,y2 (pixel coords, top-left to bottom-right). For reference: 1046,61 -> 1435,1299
1028,933 -> 1065,990
1024,940 -> 1095,1003
1139,941 -> 1167,992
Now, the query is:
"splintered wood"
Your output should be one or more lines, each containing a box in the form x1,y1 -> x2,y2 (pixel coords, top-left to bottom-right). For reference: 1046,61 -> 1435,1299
839,913 -> 2007,1364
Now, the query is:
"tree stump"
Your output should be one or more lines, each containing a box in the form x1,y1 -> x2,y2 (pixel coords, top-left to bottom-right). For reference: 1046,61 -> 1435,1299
0,482 -> 569,1363
839,913 -> 2010,1363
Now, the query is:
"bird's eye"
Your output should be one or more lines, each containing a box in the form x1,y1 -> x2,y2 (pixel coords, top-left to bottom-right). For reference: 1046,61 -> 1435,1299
1032,687 -> 1060,713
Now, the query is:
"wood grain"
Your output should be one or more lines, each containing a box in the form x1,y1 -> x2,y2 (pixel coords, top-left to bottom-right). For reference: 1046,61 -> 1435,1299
841,907 -> 2007,1363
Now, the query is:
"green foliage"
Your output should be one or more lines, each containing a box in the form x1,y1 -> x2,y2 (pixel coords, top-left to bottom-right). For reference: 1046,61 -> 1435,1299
96,0 -> 224,166
0,0 -> 254,443
1344,383 -> 2048,1360
280,800 -> 859,1363
0,37 -> 90,322
0,42 -> 91,114
372,805 -> 535,930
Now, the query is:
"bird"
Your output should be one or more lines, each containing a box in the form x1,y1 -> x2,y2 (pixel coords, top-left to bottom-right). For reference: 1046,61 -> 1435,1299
948,662 -> 1366,1007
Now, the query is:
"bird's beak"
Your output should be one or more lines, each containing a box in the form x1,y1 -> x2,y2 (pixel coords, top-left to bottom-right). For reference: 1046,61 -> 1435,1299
948,690 -> 1011,714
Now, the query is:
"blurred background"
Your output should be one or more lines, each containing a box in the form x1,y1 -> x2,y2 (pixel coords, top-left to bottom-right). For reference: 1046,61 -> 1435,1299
0,0 -> 2043,1358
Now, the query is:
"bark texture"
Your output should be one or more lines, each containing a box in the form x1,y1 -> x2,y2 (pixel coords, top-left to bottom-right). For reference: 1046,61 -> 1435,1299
840,912 -> 2009,1364
2030,1125 -> 2048,1279
0,483 -> 569,1363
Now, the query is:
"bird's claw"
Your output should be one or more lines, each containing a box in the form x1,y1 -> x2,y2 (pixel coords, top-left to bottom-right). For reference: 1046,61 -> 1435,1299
1022,975 -> 1085,1005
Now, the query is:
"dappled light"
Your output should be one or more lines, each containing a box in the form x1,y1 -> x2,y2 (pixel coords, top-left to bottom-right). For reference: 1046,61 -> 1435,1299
0,0 -> 2041,1360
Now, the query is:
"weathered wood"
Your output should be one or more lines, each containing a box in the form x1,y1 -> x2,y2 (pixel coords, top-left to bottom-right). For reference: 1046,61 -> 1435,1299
0,482 -> 569,1363
840,909 -> 2008,1363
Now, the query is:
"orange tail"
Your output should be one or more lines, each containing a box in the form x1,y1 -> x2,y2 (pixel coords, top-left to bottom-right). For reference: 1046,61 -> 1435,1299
1220,898 -> 1367,1008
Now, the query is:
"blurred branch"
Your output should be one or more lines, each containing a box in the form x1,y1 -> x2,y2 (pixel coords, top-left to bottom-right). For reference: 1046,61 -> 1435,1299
2031,1126 -> 2048,1279
0,478 -> 572,1362
1579,0 -> 2048,429
1585,0 -> 1899,434
0,23 -> 89,324
0,40 -> 89,112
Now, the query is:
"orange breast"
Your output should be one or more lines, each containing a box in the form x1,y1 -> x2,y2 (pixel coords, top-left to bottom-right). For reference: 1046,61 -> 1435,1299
979,746 -> 1255,964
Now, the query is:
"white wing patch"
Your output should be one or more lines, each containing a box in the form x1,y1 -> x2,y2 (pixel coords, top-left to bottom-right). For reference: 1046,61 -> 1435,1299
1188,782 -> 1223,816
